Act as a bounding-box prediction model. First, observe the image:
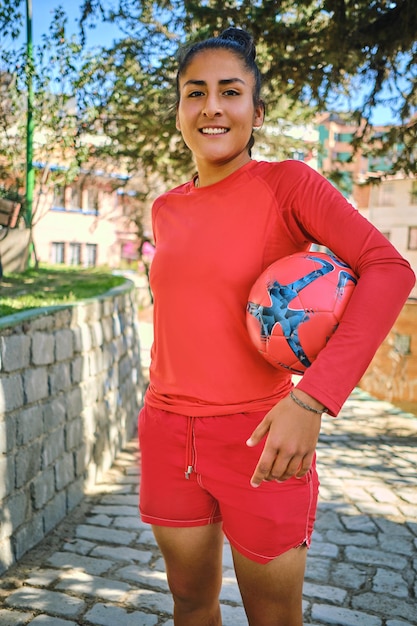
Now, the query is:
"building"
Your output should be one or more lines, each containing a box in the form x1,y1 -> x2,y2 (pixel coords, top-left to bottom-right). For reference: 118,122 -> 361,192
31,164 -> 142,269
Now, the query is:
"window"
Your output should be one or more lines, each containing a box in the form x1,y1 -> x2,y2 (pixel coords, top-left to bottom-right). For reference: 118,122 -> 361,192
410,181 -> 417,205
86,188 -> 99,213
379,184 -> 394,206
69,242 -> 81,265
53,185 -> 65,208
69,185 -> 81,210
408,226 -> 417,250
85,244 -> 97,267
51,242 -> 65,264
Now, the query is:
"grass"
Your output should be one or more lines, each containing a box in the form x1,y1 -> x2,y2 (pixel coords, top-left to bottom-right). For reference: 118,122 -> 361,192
0,265 -> 127,317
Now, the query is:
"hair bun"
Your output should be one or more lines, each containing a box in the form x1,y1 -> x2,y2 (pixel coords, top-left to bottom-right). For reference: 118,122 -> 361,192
219,27 -> 256,61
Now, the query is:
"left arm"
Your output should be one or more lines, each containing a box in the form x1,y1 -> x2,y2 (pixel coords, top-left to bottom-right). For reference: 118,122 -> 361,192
248,162 -> 415,485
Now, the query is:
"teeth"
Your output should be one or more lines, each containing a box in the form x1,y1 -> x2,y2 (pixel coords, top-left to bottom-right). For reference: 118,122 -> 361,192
201,128 -> 228,135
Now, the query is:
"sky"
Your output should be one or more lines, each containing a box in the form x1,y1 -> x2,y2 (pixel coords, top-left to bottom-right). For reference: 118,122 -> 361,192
29,0 -> 398,125
31,0 -> 123,50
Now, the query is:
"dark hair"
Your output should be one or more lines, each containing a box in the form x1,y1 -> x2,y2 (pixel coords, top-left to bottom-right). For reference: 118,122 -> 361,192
176,27 -> 262,106
176,27 -> 264,154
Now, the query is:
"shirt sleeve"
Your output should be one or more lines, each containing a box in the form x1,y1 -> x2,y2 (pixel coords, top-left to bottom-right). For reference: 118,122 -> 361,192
279,161 -> 416,416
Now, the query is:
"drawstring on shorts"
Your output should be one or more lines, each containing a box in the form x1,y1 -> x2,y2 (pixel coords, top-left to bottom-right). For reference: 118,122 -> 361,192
185,416 -> 195,479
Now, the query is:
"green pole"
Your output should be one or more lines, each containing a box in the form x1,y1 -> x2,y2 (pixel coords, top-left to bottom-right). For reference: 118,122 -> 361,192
25,0 -> 34,264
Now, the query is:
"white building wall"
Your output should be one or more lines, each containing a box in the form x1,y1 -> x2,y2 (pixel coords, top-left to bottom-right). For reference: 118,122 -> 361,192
365,177 -> 417,299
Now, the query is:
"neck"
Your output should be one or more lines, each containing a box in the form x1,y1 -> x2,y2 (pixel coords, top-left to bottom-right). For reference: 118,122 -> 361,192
194,154 -> 252,188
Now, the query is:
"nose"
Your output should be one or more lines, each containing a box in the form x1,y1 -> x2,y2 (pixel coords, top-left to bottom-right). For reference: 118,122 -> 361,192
202,94 -> 222,118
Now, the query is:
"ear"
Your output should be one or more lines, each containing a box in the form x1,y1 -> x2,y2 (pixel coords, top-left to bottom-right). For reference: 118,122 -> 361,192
175,105 -> 181,131
253,100 -> 265,129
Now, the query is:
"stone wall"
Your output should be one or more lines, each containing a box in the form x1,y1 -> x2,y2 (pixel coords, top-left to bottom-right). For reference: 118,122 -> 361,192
0,281 -> 144,574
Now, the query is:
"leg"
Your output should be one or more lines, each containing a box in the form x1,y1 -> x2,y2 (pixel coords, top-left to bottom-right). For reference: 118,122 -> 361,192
232,544 -> 307,626
152,522 -> 224,626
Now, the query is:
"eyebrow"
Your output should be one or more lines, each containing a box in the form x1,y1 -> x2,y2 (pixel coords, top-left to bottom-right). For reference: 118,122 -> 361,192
182,78 -> 246,88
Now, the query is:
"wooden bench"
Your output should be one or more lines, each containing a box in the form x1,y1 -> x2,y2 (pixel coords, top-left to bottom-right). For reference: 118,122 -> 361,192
0,198 -> 21,277
0,197 -> 20,240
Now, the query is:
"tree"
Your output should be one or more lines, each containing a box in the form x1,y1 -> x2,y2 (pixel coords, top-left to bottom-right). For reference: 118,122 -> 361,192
0,3 -> 96,266
78,0 -> 417,174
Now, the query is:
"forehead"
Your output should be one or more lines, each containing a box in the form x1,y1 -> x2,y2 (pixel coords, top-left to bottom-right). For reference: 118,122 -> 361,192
179,48 -> 252,84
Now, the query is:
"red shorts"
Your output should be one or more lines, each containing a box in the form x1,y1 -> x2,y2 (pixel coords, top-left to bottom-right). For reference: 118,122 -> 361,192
138,403 -> 319,564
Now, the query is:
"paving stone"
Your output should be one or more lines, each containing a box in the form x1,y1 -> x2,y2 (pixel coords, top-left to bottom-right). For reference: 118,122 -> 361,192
85,515 -> 113,527
125,588 -> 173,615
90,545 -> 151,564
330,562 -> 369,590
116,565 -> 170,591
62,538 -> 96,555
311,603 -> 382,625
0,610 -> 34,625
55,570 -> 131,601
113,516 -> 142,529
5,587 -> 85,617
28,616 -> 78,626
90,505 -> 139,517
83,603 -> 158,626
372,568 -> 410,598
345,545 -> 408,570
303,582 -> 348,604
47,551 -> 113,575
221,603 -> 248,625
99,495 -> 139,506
75,524 -> 136,545
351,591 -> 417,623
25,569 -> 60,587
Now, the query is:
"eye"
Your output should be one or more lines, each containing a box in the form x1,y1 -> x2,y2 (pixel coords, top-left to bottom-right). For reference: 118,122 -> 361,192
187,90 -> 205,98
223,89 -> 240,96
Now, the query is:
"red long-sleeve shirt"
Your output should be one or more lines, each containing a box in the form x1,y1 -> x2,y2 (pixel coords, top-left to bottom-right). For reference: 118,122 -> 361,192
145,160 -> 415,416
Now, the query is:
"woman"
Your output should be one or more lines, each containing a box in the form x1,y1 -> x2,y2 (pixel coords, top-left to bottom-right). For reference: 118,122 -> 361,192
138,27 -> 415,626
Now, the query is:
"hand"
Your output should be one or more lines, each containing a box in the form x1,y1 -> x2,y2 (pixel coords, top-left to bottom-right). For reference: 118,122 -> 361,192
246,393 -> 322,486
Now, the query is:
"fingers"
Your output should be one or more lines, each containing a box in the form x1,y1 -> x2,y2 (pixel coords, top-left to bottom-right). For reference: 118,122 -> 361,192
245,398 -> 320,487
249,445 -> 314,487
246,416 -> 270,448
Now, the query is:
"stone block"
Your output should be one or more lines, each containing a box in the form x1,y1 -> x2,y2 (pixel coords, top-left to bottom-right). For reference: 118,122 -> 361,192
32,467 -> 55,510
42,429 -> 65,468
54,451 -> 75,490
49,362 -> 71,394
15,441 -> 42,489
0,335 -> 31,371
66,387 -> 83,420
65,417 -> 83,450
0,374 -> 24,414
0,454 -> 14,500
0,490 -> 29,540
23,368 -> 48,404
16,405 -> 43,445
0,415 -> 16,453
43,396 -> 67,431
32,332 -> 55,365
55,328 -> 74,361
14,512 -> 44,560
43,491 -> 67,534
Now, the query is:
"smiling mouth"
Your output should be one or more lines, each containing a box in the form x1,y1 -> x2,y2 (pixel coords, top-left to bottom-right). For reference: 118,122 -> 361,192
200,128 -> 229,135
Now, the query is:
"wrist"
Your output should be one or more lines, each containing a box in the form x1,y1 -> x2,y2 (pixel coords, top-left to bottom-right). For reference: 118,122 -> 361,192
289,389 -> 326,415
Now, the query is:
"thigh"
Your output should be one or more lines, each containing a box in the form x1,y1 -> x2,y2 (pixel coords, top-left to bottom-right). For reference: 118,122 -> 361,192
153,523 -> 224,602
194,411 -> 319,564
232,544 -> 307,626
138,404 -> 222,526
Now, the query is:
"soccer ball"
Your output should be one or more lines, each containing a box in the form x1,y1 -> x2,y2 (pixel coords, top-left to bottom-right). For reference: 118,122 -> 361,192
246,251 -> 358,374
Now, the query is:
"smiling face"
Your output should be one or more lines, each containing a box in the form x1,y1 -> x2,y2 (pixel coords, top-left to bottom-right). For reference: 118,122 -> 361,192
176,48 -> 264,185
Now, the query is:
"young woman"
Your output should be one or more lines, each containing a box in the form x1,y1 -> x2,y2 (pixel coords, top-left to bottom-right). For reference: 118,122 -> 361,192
138,27 -> 415,626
